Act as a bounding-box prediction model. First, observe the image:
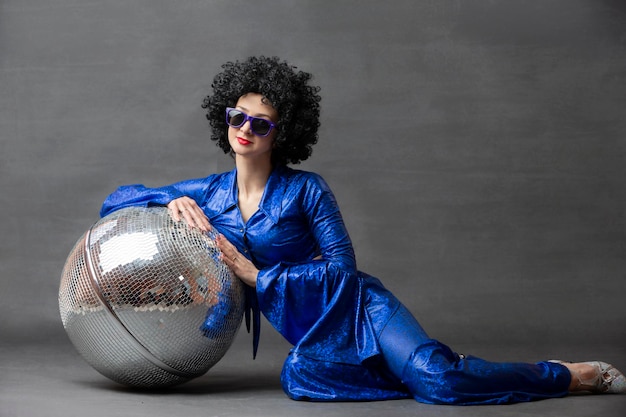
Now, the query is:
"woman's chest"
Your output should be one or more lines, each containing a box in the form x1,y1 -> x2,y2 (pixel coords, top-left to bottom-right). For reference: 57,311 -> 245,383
207,203 -> 317,268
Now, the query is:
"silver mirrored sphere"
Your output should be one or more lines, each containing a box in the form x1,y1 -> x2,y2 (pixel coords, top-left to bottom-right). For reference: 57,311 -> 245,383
59,206 -> 245,388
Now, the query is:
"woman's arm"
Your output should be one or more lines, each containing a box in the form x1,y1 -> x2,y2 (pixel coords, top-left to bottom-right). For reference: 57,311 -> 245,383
99,177 -> 213,218
301,172 -> 357,274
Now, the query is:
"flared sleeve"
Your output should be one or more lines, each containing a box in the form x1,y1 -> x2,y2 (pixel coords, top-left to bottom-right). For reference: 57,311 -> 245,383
255,172 -> 380,365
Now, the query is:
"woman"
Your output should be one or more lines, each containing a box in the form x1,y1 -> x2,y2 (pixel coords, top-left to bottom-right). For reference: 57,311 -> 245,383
100,56 -> 625,405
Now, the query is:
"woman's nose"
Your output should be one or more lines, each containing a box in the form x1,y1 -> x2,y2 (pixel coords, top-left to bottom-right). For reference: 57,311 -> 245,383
239,120 -> 253,134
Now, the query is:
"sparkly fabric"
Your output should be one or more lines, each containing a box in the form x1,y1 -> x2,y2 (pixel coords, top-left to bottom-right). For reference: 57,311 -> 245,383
101,165 -> 571,404
402,340 -> 571,405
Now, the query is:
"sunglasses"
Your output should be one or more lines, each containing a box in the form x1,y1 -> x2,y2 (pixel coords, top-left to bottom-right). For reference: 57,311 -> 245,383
225,107 -> 277,137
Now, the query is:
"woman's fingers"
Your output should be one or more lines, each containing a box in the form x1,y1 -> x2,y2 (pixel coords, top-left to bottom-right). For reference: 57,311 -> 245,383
216,234 -> 237,261
216,234 -> 258,287
167,197 -> 211,232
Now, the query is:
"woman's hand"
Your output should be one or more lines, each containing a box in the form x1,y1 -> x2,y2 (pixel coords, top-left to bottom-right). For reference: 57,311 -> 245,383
167,197 -> 211,232
216,234 -> 259,288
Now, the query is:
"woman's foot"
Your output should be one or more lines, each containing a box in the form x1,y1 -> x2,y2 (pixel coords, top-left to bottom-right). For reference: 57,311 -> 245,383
554,361 -> 626,393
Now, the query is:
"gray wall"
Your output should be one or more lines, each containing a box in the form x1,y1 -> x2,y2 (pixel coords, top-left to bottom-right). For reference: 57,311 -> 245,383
2,0 -> 625,352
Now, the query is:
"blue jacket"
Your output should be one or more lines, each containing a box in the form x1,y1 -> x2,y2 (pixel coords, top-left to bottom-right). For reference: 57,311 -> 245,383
101,165 -> 410,401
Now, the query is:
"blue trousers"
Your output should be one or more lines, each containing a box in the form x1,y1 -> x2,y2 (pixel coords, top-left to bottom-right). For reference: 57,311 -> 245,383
378,305 -> 572,405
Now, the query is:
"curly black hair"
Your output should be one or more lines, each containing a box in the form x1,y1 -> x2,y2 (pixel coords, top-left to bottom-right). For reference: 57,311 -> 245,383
201,56 -> 321,166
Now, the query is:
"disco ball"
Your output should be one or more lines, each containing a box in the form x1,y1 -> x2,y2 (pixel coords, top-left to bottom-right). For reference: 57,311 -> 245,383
58,206 -> 245,388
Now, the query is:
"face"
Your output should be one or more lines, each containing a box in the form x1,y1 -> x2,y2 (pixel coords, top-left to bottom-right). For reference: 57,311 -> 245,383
227,93 -> 278,162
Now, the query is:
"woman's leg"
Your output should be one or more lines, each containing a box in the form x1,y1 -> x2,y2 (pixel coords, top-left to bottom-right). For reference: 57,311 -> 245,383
377,304 -> 571,405
377,304 -> 430,377
401,339 -> 571,404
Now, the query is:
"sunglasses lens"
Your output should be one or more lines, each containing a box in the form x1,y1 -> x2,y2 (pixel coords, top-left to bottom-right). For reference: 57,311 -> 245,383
251,119 -> 271,136
227,109 -> 245,127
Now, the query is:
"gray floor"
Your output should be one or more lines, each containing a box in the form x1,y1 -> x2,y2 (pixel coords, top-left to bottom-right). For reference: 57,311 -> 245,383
2,328 -> 625,417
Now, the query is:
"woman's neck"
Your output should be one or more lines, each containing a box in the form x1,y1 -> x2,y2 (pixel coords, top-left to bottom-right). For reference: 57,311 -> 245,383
235,155 -> 273,197
235,156 -> 272,223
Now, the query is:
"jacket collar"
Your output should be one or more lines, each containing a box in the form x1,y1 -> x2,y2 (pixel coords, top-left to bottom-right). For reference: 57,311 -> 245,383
258,165 -> 288,225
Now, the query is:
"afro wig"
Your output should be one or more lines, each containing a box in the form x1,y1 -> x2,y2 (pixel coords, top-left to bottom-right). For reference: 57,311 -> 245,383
202,56 -> 321,166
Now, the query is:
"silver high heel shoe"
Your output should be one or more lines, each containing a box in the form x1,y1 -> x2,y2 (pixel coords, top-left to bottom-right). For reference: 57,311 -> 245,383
550,360 -> 626,394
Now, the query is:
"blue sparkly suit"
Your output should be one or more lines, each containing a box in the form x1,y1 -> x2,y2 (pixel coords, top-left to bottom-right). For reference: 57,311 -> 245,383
101,165 -> 570,405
